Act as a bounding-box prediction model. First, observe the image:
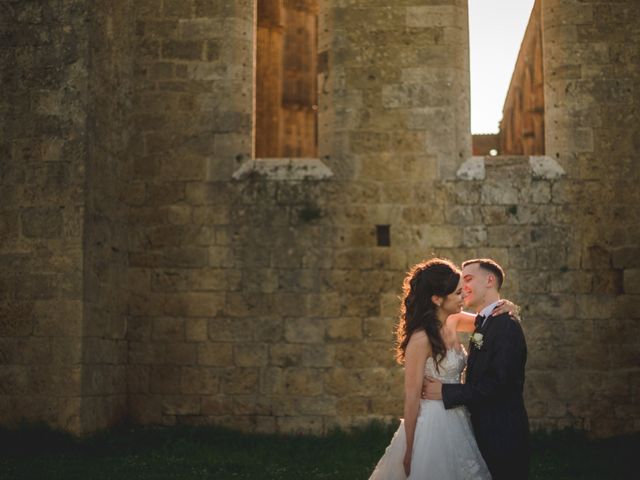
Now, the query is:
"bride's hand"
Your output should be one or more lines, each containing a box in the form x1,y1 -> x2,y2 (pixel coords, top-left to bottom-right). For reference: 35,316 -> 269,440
491,299 -> 521,321
403,450 -> 411,476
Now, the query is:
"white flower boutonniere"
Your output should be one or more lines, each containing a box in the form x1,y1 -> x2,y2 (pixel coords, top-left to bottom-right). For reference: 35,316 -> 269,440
470,333 -> 484,350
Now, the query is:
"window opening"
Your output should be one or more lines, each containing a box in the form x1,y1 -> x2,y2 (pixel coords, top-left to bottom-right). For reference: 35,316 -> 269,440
470,0 -> 544,156
255,0 -> 319,158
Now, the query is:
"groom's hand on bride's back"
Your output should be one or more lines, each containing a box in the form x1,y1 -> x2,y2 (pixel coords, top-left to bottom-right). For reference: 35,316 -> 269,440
421,376 -> 442,400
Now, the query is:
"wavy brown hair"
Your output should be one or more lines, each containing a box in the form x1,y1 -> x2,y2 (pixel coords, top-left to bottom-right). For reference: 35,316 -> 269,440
395,258 -> 461,370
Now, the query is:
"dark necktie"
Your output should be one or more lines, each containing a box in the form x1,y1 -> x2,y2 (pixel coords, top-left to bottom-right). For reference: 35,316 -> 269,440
474,314 -> 485,329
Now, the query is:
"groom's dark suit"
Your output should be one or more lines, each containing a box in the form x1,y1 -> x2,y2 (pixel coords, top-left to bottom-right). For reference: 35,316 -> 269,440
442,312 -> 530,480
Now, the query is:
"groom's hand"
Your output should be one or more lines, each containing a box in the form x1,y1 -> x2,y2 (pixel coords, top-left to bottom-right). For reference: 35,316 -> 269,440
421,376 -> 443,400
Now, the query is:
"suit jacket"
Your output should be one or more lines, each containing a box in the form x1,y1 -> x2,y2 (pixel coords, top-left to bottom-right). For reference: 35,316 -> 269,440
442,312 -> 530,479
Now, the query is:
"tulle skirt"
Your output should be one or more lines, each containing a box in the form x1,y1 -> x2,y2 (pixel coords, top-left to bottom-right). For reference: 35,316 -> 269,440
369,400 -> 491,480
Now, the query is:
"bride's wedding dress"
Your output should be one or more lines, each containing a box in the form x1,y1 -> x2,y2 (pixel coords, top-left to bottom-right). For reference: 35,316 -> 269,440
369,348 -> 491,480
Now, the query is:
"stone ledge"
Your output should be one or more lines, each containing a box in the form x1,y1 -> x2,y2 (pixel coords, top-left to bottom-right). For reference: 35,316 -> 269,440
456,155 -> 566,181
232,158 -> 334,181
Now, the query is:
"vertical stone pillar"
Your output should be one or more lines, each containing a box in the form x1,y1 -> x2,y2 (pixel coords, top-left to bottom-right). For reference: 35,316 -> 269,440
0,0 -> 90,434
542,0 -> 640,435
281,0 -> 318,158
126,0 -> 255,427
328,0 -> 471,180
256,0 -> 285,158
82,0 -> 135,433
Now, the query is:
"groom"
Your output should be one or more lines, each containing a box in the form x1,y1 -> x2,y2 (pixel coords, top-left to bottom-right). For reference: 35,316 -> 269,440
423,258 -> 530,479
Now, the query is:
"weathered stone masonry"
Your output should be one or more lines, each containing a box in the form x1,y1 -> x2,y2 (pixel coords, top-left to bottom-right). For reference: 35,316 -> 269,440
0,0 -> 638,437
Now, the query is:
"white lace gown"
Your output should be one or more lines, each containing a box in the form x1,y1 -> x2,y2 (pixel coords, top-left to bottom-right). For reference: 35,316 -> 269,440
369,348 -> 491,480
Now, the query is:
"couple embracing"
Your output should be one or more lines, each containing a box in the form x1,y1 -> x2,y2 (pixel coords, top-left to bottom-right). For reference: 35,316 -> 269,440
369,258 -> 530,479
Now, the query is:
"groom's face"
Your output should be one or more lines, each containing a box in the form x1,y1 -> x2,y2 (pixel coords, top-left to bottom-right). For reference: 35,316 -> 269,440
461,263 -> 488,310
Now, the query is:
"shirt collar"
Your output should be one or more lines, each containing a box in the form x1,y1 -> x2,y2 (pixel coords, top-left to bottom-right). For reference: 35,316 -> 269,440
478,300 -> 501,321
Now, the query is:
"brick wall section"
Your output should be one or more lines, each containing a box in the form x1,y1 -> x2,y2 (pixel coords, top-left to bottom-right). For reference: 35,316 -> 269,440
0,0 -> 89,433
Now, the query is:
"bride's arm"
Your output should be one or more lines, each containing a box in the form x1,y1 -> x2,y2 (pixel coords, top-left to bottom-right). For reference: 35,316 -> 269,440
449,311 -> 476,333
451,300 -> 522,333
402,331 -> 430,476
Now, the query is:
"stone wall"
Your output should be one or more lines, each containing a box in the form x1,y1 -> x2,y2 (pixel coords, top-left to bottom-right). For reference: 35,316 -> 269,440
0,0 -> 90,433
0,0 -> 134,434
0,0 -> 638,437
125,0 -> 255,426
82,0 -> 135,432
541,0 -> 640,435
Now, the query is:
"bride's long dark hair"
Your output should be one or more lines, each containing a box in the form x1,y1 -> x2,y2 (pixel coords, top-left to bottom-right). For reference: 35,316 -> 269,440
395,258 -> 461,370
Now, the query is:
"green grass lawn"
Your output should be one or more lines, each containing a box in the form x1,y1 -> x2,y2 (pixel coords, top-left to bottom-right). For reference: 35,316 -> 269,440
0,421 -> 636,479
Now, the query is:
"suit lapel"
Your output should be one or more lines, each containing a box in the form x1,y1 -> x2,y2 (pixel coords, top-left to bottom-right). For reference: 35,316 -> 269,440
467,315 -> 497,381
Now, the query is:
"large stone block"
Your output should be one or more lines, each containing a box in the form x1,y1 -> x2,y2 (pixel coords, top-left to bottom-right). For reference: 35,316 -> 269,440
284,317 -> 325,344
164,292 -> 225,317
21,207 -> 63,238
129,342 -> 166,365
185,318 -> 208,341
162,40 -> 203,60
201,395 -> 233,415
220,368 -> 258,395
181,366 -> 219,394
363,317 -> 396,342
150,366 -> 182,394
197,342 -> 233,366
614,295 -> 640,318
232,395 -> 274,416
127,366 -> 150,394
326,317 -> 363,341
162,395 -> 201,415
0,302 -> 34,336
524,294 -> 576,319
165,342 -> 197,365
233,343 -> 268,367
0,366 -> 30,395
268,344 -> 334,368
261,367 -> 324,396
152,317 -> 185,341
623,269 -> 640,294
324,367 -> 401,397
612,247 -> 640,269
334,342 -> 395,368
576,294 -> 615,319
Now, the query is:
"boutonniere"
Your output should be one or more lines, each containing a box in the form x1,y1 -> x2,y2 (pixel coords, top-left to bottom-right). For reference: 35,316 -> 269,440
470,333 -> 484,350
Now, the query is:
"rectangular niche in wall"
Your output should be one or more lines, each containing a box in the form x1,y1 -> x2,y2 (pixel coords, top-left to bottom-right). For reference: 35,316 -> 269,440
255,0 -> 318,159
376,225 -> 391,247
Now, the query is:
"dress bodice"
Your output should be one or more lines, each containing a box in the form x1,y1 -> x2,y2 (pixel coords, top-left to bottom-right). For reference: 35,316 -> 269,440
424,347 -> 467,384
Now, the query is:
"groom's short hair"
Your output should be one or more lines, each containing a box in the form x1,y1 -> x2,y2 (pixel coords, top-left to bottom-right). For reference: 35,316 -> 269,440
462,258 -> 505,290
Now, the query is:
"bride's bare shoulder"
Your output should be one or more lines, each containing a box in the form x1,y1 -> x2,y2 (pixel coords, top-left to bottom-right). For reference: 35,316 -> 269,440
408,329 -> 427,342
406,329 -> 430,358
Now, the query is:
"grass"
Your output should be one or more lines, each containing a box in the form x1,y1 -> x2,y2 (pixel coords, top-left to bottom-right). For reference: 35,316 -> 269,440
0,421 -> 637,479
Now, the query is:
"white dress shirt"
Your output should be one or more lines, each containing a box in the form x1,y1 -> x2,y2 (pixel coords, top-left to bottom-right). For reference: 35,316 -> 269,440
478,299 -> 501,328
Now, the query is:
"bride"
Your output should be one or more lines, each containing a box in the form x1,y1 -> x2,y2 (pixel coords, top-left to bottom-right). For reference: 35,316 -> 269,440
369,258 -> 515,479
